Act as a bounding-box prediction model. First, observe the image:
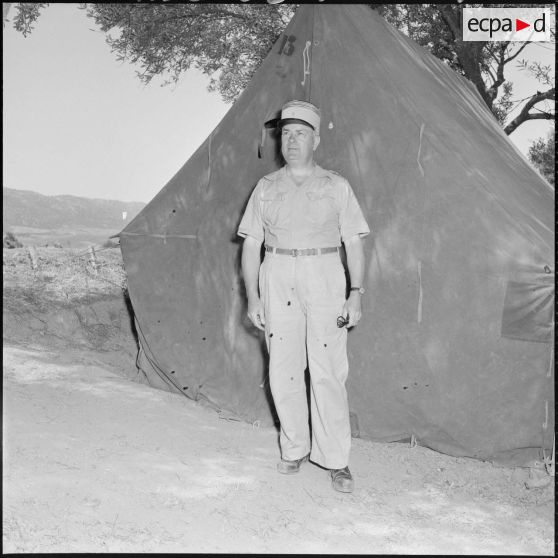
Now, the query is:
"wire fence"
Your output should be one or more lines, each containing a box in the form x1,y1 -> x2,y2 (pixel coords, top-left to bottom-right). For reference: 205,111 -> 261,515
3,243 -> 128,303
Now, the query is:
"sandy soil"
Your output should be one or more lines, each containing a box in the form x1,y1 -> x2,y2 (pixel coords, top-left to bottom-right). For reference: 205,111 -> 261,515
3,336 -> 554,554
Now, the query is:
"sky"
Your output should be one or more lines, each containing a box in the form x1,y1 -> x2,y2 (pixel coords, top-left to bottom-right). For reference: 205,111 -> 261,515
3,3 -> 555,204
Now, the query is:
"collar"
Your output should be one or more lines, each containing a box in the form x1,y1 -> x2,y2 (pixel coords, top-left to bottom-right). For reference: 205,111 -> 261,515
280,163 -> 328,183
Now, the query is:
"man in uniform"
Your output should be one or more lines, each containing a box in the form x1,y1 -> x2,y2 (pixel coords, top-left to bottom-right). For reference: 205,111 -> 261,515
237,100 -> 370,493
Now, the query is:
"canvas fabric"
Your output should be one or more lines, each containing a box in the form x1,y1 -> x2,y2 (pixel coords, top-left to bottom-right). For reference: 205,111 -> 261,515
120,5 -> 554,466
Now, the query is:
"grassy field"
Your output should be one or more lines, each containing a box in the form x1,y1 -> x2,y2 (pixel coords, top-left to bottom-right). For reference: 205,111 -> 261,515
4,226 -> 122,251
3,244 -> 127,307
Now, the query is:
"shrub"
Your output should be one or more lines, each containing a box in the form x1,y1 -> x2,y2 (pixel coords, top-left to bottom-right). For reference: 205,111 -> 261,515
3,231 -> 23,249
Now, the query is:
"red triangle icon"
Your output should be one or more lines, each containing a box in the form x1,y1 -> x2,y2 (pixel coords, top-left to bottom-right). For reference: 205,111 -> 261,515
516,19 -> 530,32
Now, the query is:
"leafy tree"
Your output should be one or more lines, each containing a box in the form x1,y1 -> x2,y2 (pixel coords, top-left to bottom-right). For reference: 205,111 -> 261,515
374,4 -> 555,135
528,129 -> 555,185
11,3 -> 294,103
9,3 -> 555,133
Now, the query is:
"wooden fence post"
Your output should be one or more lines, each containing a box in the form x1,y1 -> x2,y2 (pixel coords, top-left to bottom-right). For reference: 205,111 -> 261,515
28,245 -> 38,270
88,246 -> 98,274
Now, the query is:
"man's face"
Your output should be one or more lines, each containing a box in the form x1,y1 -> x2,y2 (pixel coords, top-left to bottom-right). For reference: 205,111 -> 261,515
280,123 -> 320,166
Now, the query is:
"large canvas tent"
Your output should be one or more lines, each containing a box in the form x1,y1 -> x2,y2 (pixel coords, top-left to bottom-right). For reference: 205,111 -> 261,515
119,5 -> 554,466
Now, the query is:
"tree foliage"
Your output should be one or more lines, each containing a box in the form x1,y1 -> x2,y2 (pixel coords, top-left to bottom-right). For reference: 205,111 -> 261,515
528,129 -> 555,185
3,231 -> 23,249
11,3 -> 294,104
9,2 -> 555,135
374,4 -> 555,135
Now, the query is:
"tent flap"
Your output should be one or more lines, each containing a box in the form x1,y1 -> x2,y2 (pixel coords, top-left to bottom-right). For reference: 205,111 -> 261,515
501,276 -> 554,343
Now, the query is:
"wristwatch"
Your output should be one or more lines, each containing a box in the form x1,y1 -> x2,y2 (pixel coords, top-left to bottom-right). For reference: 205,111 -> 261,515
350,286 -> 365,295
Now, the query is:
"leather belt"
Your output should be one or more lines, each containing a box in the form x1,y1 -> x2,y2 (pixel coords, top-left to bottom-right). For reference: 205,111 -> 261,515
265,245 -> 340,257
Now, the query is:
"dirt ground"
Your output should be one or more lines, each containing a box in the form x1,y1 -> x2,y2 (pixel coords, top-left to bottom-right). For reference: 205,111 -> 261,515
2,261 -> 555,554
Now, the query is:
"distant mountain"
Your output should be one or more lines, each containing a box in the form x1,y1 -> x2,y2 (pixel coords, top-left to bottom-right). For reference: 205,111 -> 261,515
3,188 -> 146,231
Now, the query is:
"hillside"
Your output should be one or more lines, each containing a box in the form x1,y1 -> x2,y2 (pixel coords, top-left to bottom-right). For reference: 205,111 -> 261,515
3,188 -> 145,231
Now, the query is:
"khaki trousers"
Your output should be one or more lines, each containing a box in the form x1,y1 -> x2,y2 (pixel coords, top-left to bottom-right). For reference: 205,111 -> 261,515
260,251 -> 351,469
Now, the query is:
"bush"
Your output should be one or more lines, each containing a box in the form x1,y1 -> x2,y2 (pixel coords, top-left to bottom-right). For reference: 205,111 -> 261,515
3,231 -> 23,249
528,130 -> 555,186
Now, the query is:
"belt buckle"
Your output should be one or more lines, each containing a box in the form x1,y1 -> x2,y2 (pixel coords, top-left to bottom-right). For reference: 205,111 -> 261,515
291,249 -> 300,257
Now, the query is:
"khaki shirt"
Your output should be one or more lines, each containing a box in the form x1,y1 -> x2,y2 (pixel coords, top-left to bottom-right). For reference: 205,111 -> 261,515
238,165 -> 370,248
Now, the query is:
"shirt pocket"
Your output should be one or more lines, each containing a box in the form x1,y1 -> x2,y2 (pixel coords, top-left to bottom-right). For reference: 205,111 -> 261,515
305,190 -> 338,228
261,191 -> 287,227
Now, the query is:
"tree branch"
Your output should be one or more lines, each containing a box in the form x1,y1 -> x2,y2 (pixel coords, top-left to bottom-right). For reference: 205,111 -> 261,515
150,10 -> 249,26
504,41 -> 531,64
505,88 -> 555,135
437,5 -> 461,40
486,44 -> 507,102
485,43 -> 499,66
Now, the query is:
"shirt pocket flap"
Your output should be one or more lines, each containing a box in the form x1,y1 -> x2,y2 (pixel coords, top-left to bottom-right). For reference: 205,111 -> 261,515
306,190 -> 335,201
261,191 -> 287,202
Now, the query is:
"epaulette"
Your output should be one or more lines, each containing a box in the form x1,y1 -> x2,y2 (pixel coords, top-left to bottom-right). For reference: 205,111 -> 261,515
324,169 -> 347,185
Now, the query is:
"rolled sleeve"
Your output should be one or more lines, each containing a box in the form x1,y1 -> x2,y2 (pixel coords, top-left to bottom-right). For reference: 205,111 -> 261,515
338,179 -> 370,243
237,181 -> 265,243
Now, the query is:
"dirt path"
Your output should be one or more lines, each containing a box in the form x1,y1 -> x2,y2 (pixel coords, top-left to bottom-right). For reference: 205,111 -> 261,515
3,343 -> 554,554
